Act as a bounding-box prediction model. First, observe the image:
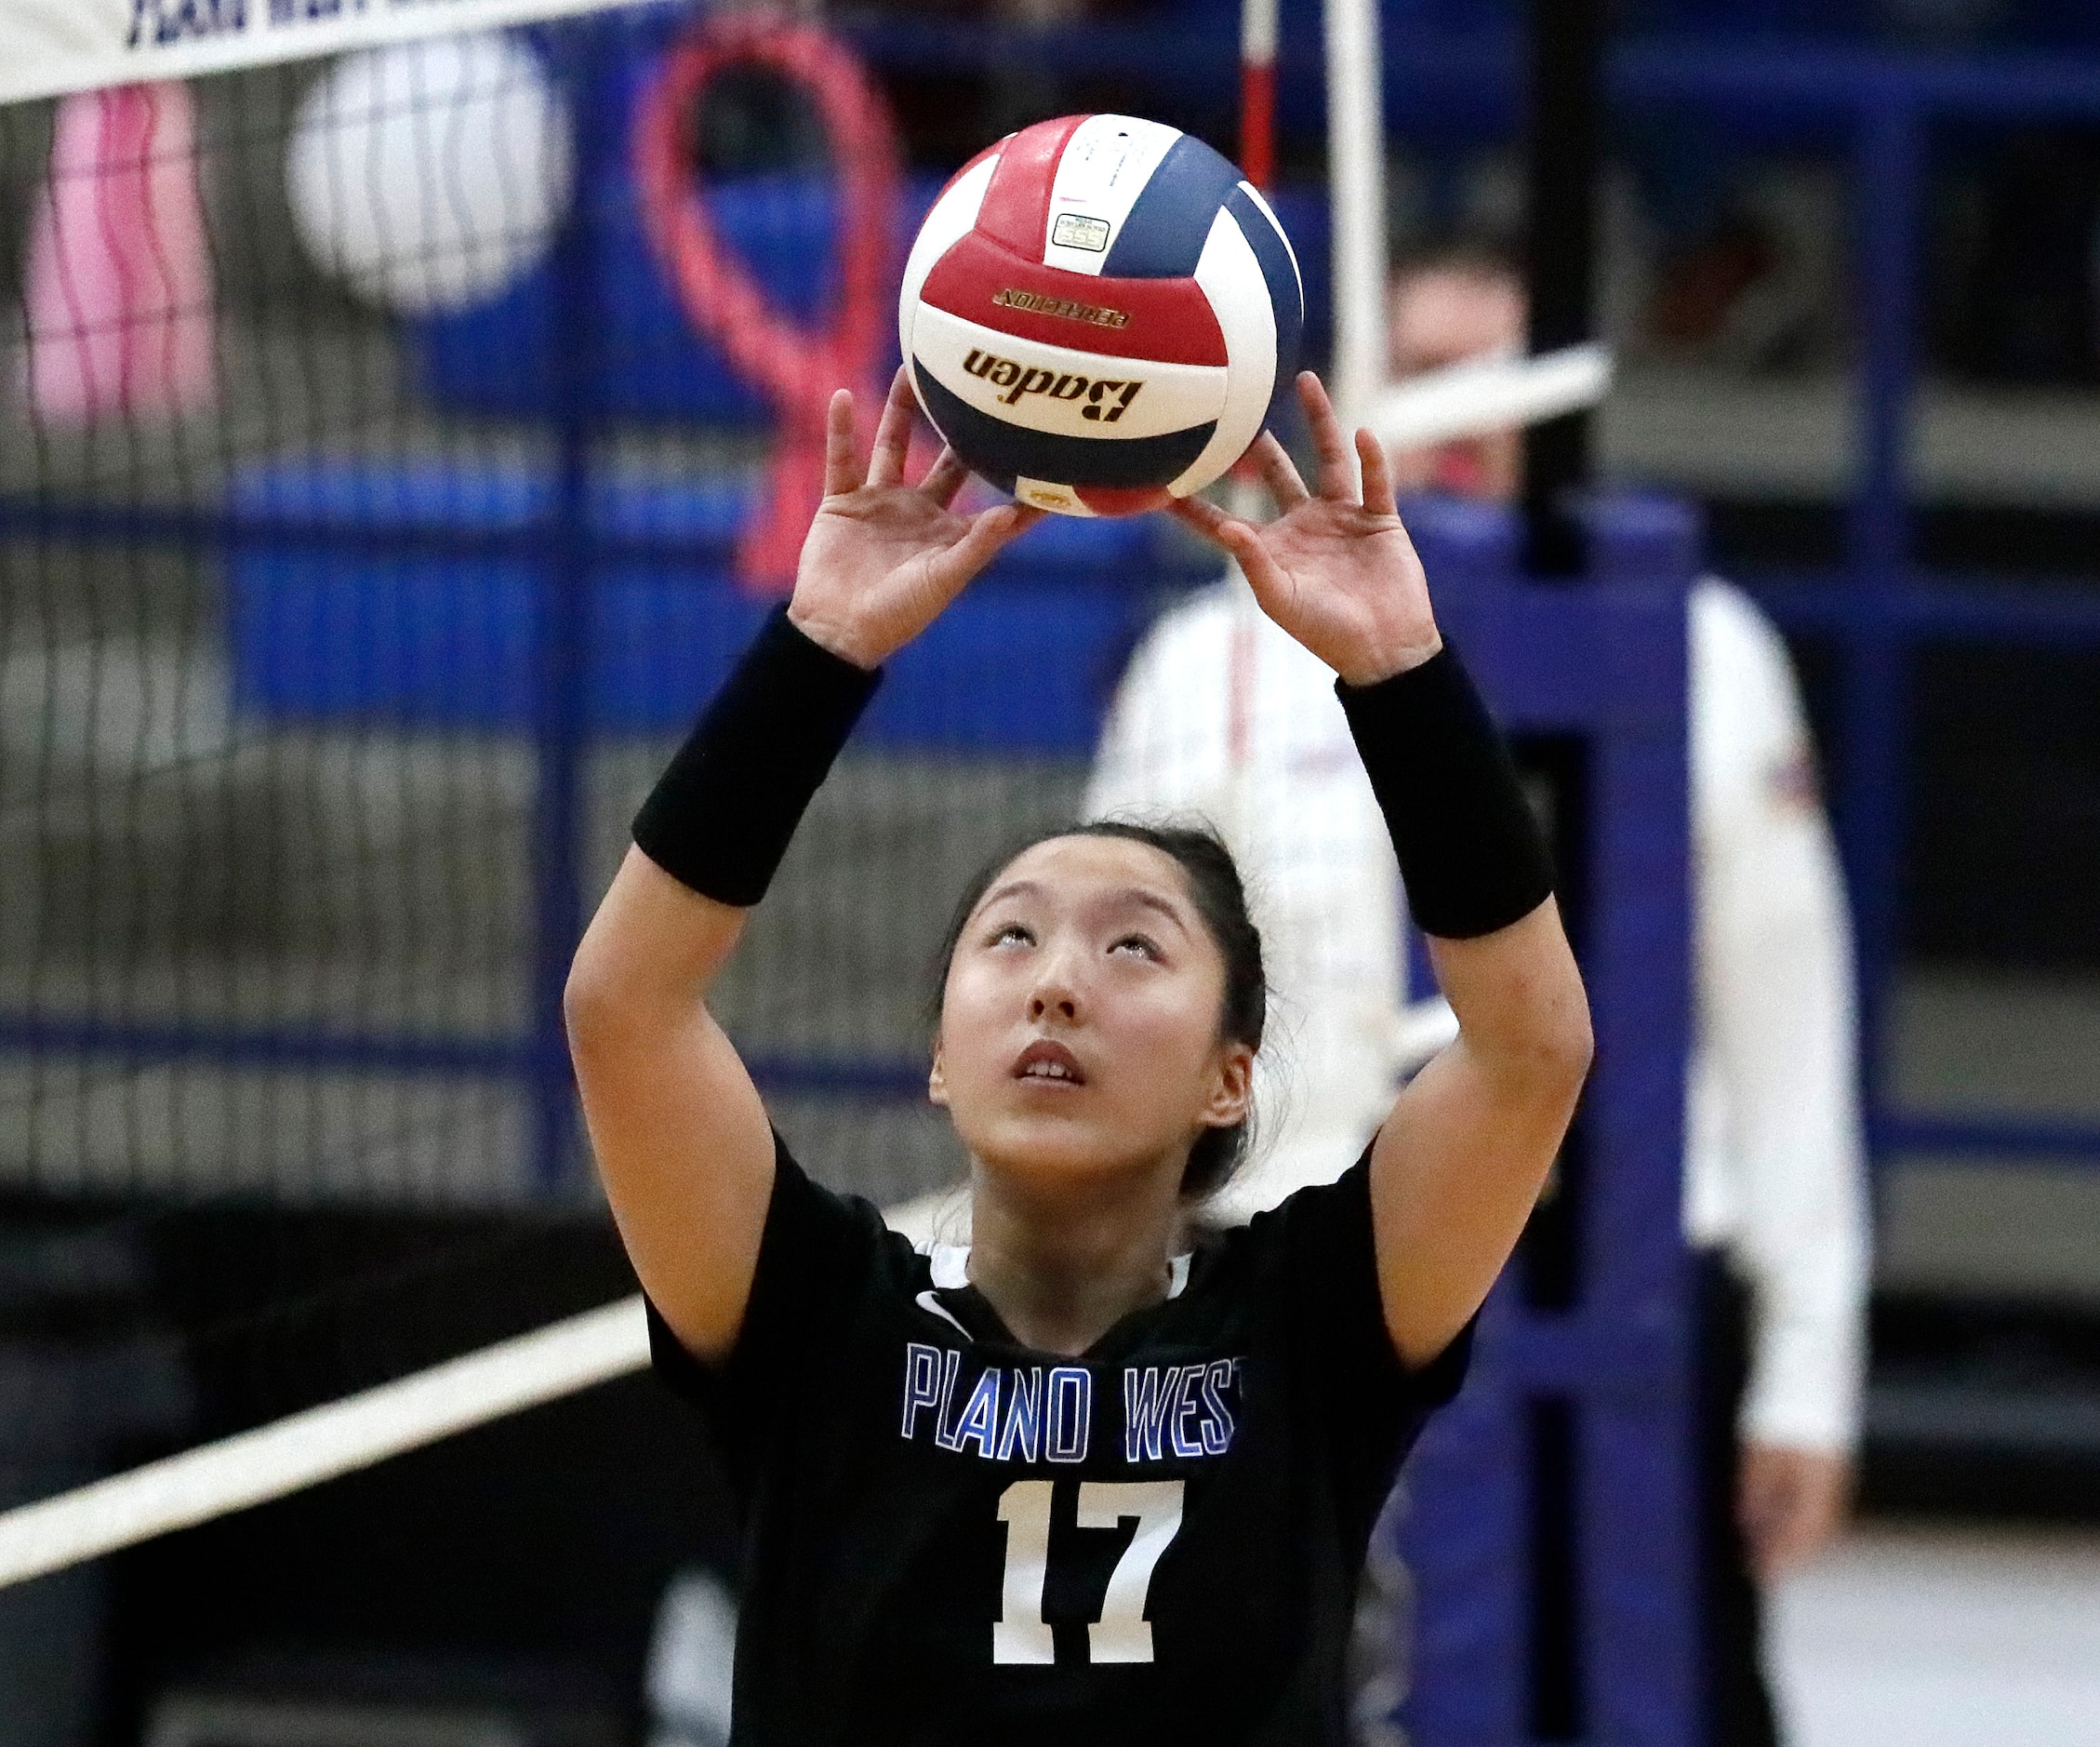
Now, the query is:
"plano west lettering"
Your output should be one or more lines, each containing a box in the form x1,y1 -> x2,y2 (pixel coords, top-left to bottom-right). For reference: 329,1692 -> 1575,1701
900,1342 -> 1245,1465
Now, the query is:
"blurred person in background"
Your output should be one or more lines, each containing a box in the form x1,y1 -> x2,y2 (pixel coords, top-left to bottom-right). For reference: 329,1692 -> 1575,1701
1078,244 -> 1871,1744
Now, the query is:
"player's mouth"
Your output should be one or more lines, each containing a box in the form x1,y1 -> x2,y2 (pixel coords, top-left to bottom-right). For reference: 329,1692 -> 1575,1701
1012,1038 -> 1087,1087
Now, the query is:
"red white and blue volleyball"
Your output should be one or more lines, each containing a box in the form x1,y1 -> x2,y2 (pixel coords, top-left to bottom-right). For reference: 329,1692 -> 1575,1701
899,114 -> 1303,518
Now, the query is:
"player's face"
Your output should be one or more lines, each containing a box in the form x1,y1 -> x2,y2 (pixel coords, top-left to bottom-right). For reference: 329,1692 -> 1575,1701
931,835 -> 1253,1194
1386,266 -> 1526,501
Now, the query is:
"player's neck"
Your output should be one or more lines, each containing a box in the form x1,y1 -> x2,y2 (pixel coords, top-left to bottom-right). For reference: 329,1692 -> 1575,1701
964,1158 -> 1183,1357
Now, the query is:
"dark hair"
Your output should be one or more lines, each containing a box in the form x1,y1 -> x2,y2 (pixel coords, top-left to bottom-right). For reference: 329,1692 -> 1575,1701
931,820 -> 1267,1201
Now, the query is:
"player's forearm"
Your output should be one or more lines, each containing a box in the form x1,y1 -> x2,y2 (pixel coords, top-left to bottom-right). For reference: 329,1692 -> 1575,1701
1340,641 -> 1584,1093
1427,898 -> 1593,1103
1343,640 -> 1592,1357
565,847 -> 748,1030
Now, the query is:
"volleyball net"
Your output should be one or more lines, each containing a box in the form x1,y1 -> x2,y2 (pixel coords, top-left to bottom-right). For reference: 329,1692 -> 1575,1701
0,0 -> 1610,1601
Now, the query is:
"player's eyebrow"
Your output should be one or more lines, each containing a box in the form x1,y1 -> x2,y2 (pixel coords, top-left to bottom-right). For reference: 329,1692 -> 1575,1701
1105,887 -> 1192,935
976,878 -> 1190,936
978,878 -> 1044,913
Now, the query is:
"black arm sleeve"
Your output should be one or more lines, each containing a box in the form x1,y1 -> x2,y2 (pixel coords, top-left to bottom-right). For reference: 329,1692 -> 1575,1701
1336,644 -> 1555,940
632,607 -> 882,908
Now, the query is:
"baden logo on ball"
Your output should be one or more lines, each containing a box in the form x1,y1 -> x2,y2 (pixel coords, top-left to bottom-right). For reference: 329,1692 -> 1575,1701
899,113 -> 1303,518
961,352 -> 1145,420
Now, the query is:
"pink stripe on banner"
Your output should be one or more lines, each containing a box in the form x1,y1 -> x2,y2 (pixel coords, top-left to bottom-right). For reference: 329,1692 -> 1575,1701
22,81 -> 217,424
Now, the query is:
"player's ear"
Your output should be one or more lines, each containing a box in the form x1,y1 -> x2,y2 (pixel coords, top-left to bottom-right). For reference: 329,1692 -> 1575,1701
927,1046 -> 950,1108
1201,1042 -> 1254,1129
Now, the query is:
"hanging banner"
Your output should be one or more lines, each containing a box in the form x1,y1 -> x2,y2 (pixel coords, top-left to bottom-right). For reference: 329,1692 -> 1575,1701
0,0 -> 658,107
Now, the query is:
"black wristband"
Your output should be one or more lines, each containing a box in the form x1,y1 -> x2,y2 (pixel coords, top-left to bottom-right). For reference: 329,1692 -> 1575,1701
632,607 -> 882,907
1336,645 -> 1555,940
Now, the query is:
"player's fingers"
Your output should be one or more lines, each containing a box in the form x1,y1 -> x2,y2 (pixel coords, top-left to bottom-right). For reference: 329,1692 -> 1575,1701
917,446 -> 970,509
1165,492 -> 1237,543
1233,540 -> 1298,628
1168,500 -> 1280,596
1358,428 -> 1399,518
1252,432 -> 1311,510
867,367 -> 916,489
822,389 -> 860,498
931,501 -> 1044,594
1297,372 -> 1355,500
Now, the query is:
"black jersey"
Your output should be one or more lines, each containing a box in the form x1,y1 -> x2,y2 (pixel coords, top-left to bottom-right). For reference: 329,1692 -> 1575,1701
646,1133 -> 1471,1747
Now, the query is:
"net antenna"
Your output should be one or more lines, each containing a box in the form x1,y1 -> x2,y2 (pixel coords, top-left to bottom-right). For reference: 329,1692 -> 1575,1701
1220,0 -> 1282,802
1224,0 -> 1391,793
1240,0 -> 1278,196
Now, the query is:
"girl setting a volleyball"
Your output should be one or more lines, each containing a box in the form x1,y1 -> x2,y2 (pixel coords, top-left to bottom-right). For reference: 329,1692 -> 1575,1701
565,362 -> 1591,1742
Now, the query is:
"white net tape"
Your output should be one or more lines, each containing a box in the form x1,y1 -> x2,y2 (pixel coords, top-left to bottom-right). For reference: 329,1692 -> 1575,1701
0,1296 -> 649,1590
1371,343 -> 1615,453
0,0 -> 660,107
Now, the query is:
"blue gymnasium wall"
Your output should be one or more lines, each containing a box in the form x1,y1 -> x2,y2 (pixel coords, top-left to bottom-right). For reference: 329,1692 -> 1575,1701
225,457 -> 1206,754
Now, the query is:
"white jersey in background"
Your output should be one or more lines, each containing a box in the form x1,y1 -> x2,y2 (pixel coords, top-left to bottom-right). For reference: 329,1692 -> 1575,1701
1083,573 -> 1870,1454
1083,580 -> 1403,1225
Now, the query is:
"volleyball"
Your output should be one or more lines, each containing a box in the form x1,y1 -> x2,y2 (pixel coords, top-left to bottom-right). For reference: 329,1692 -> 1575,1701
898,113 -> 1302,517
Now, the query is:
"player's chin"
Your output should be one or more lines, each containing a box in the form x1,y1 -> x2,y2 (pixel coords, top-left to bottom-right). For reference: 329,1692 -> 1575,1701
954,1103 -> 1153,1186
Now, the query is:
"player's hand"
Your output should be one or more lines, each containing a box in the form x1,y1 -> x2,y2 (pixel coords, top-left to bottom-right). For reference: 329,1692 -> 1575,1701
789,368 -> 1043,670
1168,371 -> 1442,687
1738,1441 -> 1853,1583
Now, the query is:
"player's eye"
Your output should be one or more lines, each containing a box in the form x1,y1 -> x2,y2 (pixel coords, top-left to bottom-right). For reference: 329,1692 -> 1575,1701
1110,933 -> 1161,961
987,920 -> 1034,948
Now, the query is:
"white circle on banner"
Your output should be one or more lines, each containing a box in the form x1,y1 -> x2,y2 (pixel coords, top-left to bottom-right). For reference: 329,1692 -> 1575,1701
286,32 -> 572,314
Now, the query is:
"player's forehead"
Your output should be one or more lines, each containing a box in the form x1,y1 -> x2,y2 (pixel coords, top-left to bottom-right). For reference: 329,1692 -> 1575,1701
1389,266 -> 1523,370
974,833 -> 1197,926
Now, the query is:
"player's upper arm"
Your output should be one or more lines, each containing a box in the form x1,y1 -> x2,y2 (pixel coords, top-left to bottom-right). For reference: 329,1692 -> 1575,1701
1365,899 -> 1592,1368
565,846 -> 776,1365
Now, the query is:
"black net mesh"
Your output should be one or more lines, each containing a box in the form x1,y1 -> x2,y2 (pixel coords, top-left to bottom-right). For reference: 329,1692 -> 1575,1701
0,6 -> 1235,1475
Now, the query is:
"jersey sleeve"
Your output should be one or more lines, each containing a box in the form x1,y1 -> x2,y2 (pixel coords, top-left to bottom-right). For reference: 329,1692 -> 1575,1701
645,1131 -> 893,1485
1251,1154 -> 1474,1525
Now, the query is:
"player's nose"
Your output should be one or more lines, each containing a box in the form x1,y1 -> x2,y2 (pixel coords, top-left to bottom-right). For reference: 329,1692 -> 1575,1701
1025,940 -> 1084,1024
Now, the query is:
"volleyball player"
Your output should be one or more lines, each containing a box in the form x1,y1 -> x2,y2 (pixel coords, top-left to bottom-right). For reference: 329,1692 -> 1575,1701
1085,248 -> 1869,1745
565,366 -> 1589,1741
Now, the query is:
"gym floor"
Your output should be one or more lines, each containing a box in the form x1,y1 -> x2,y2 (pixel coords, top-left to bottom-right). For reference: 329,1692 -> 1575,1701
1772,1525 -> 2100,1746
